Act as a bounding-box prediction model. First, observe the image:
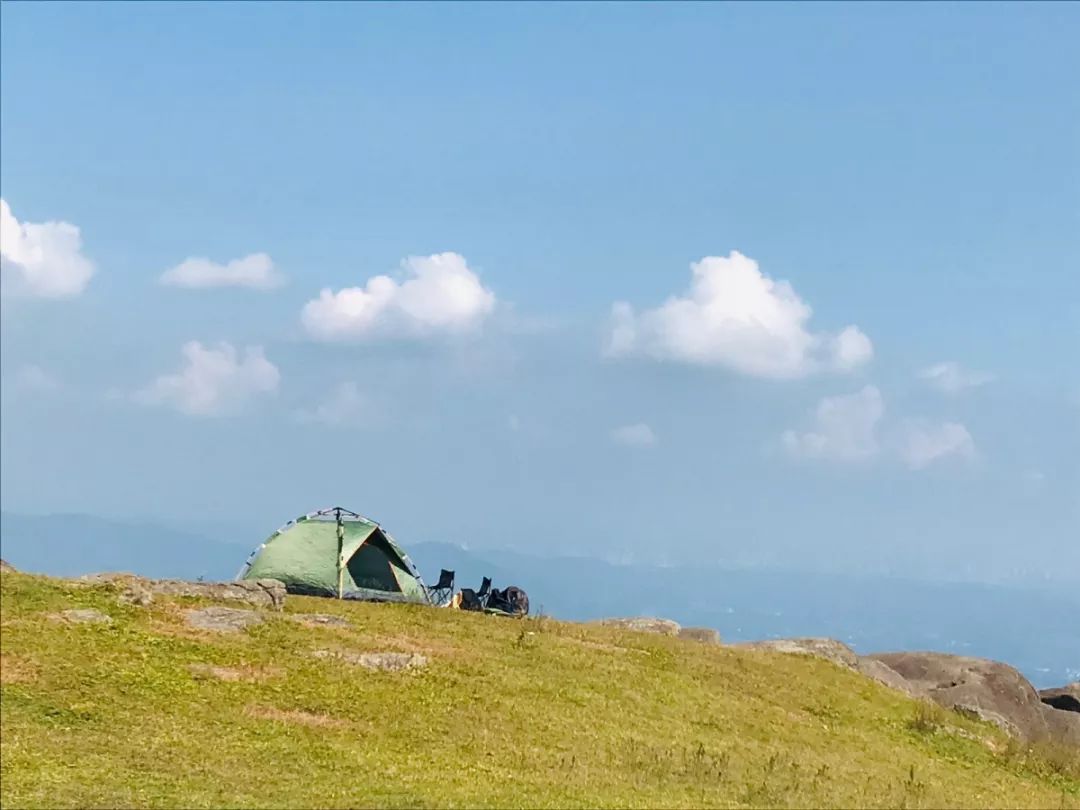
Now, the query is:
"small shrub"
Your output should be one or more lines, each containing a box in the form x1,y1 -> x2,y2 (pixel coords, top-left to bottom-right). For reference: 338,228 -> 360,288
908,701 -> 946,734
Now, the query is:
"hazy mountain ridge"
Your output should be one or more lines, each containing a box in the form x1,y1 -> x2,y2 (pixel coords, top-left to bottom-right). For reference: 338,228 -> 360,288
1,512 -> 1075,688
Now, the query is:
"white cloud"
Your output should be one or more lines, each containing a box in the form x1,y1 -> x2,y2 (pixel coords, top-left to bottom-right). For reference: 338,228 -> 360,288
160,253 -> 282,290
136,341 -> 280,417
605,251 -> 872,379
10,364 -> 62,393
610,422 -> 658,448
782,385 -> 884,461
919,361 -> 995,395
0,199 -> 95,297
295,382 -> 370,428
783,386 -> 976,470
302,252 -> 496,342
898,421 -> 975,470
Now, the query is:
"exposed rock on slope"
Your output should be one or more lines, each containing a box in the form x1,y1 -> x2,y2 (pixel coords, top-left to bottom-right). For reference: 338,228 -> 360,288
78,573 -> 286,610
869,651 -> 1080,745
733,637 -> 859,669
184,606 -> 265,633
678,627 -> 722,644
54,608 -> 112,625
1040,683 -> 1080,713
855,657 -> 924,698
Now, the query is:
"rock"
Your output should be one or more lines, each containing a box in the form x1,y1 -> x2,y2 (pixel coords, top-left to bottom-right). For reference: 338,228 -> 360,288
1039,683 -> 1080,713
183,606 -> 264,633
732,638 -> 925,698
312,649 -> 428,671
677,627 -> 722,644
734,638 -> 859,669
595,617 -> 681,636
55,608 -> 113,625
80,574 -> 286,611
868,651 -> 1079,745
286,613 -> 350,628
0,559 -> 16,573
855,657 -> 923,698
1041,704 -> 1080,747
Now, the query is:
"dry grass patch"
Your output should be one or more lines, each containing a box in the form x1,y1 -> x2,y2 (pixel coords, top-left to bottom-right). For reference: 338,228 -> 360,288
187,662 -> 282,683
243,704 -> 349,730
0,653 -> 38,684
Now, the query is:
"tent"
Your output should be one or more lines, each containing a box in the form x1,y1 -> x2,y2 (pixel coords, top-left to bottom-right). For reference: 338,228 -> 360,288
236,507 -> 430,603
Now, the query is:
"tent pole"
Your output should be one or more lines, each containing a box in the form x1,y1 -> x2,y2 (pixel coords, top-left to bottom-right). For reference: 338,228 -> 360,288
335,507 -> 344,599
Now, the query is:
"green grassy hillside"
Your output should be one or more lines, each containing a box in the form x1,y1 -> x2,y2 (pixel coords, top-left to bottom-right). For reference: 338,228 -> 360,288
2,569 -> 1078,809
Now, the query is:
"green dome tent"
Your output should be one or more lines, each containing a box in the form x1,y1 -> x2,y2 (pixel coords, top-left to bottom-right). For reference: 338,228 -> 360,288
237,507 -> 430,603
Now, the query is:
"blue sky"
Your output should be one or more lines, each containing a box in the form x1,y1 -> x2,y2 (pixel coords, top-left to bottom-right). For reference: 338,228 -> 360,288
1,2 -> 1077,583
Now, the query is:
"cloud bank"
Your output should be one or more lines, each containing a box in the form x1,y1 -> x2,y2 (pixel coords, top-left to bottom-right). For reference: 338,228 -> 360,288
784,386 -> 975,470
302,252 -> 496,342
0,199 -> 95,297
782,385 -> 884,461
606,251 -> 872,379
137,341 -> 280,417
160,253 -> 282,290
898,421 -> 975,470
919,361 -> 995,395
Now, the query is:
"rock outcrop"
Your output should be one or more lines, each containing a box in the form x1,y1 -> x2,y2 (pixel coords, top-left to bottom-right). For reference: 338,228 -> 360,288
855,657 -> 924,698
734,637 -> 859,669
183,606 -> 265,633
595,617 -> 681,636
312,650 -> 428,671
868,651 -> 1080,746
1039,683 -> 1080,713
79,573 -> 286,610
53,608 -> 113,625
678,627 -> 722,644
0,559 -> 16,573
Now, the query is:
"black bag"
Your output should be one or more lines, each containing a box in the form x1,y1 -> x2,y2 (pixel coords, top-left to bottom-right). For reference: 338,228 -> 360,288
503,586 -> 530,616
459,588 -> 484,611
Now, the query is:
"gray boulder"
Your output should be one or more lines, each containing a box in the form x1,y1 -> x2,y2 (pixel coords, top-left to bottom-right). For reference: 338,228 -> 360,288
1039,682 -> 1080,713
678,627 -> 722,644
79,573 -> 286,610
868,651 -> 1080,746
734,637 -> 859,669
731,639 -> 922,699
855,657 -> 924,698
312,650 -> 427,671
183,606 -> 265,633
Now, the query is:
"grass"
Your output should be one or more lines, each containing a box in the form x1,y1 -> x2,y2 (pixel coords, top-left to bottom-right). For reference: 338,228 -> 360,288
1,568 -> 1078,809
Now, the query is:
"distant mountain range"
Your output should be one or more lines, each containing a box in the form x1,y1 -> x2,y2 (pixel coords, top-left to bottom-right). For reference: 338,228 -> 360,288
2,511 -> 1075,688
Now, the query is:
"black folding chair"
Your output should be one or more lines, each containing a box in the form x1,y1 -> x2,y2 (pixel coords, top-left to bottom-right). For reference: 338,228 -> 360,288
476,576 -> 492,608
427,569 -> 455,606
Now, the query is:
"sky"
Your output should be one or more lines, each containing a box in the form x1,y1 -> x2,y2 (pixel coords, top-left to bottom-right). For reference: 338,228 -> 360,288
1,2 -> 1077,584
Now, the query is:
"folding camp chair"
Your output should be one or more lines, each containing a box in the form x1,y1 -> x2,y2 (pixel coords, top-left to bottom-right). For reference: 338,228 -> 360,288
476,576 -> 491,608
427,569 -> 455,607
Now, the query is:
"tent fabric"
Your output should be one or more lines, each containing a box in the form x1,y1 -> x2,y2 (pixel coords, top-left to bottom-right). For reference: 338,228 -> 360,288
238,507 -> 430,603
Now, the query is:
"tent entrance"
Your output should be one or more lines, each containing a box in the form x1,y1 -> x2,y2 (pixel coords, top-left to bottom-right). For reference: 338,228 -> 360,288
345,538 -> 403,593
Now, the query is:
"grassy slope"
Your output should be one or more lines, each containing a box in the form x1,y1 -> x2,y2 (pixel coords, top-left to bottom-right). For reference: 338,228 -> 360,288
1,570 -> 1078,809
